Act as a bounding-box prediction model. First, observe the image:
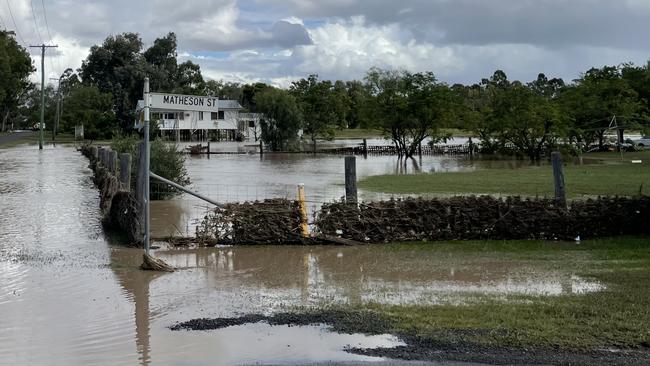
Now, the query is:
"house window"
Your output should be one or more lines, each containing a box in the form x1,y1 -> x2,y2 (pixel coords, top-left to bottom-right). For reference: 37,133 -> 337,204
198,111 -> 204,120
179,113 -> 185,120
218,111 -> 225,120
248,120 -> 255,128
211,112 -> 218,120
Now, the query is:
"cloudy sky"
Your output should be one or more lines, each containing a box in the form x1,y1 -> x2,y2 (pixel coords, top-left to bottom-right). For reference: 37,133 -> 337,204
1,0 -> 649,87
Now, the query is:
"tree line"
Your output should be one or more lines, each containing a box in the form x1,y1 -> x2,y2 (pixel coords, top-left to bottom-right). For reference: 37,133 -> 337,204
1,30 -> 649,159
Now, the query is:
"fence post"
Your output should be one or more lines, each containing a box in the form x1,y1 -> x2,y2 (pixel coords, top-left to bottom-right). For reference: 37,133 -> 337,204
97,147 -> 104,166
551,151 -> 566,207
345,156 -> 358,204
109,150 -> 118,175
362,138 -> 368,158
259,140 -> 263,156
297,183 -> 309,237
119,153 -> 132,192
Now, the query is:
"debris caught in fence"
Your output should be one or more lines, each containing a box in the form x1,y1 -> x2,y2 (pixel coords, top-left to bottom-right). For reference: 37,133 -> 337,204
196,199 -> 304,245
315,196 -> 650,243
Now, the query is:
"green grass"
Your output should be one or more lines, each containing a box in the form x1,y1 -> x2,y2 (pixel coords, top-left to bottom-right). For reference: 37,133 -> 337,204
334,237 -> 650,350
360,151 -> 650,197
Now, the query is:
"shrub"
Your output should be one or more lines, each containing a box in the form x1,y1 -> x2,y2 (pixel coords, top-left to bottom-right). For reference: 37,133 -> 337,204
111,134 -> 190,200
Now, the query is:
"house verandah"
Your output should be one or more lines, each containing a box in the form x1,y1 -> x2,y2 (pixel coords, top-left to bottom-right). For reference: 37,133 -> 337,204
135,99 -> 261,142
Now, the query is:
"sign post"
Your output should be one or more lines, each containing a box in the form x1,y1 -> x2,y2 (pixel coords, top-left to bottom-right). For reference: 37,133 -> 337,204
143,78 -> 151,254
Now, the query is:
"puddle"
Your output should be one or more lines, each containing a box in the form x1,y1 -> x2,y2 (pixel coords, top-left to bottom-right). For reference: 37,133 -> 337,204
168,322 -> 404,365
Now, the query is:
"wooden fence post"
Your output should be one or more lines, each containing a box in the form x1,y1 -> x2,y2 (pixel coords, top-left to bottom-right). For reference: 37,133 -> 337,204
297,184 -> 309,237
551,151 -> 566,207
109,150 -> 118,175
97,147 -> 104,165
362,138 -> 368,158
345,156 -> 358,204
119,153 -> 132,191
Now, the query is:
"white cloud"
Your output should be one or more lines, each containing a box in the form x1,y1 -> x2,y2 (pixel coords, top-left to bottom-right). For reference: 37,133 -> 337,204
3,0 -> 649,87
291,16 -> 462,80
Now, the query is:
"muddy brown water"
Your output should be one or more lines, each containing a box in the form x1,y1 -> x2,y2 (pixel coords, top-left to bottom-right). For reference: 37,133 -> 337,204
151,142 -> 563,237
0,146 -> 603,365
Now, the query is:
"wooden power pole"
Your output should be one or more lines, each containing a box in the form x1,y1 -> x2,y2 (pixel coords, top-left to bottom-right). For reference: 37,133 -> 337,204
30,44 -> 58,150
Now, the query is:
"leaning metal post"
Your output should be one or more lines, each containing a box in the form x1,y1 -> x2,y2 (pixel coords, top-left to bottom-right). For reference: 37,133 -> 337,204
149,172 -> 220,206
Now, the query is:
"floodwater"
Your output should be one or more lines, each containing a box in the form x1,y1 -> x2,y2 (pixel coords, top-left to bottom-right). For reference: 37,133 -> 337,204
0,145 -> 604,365
151,140 -> 548,237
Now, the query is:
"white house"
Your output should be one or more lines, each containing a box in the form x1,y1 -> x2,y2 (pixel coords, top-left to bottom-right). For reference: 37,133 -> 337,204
135,99 -> 261,142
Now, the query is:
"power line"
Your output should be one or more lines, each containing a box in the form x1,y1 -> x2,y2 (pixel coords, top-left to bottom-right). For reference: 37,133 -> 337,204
40,0 -> 52,42
5,0 -> 27,47
29,0 -> 43,44
39,0 -> 59,73
0,10 -> 6,29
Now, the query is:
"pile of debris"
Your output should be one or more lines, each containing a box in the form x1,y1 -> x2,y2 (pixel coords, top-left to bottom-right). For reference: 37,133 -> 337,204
195,199 -> 304,245
315,196 -> 650,243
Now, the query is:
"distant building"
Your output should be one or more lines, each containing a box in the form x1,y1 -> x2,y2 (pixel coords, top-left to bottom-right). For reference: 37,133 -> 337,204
135,99 -> 261,142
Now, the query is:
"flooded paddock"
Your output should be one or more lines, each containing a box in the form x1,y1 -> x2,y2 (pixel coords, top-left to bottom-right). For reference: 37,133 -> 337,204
0,146 -> 605,365
150,142 -> 555,237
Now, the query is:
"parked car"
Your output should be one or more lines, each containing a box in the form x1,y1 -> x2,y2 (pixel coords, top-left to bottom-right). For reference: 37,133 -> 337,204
632,136 -> 650,148
30,122 -> 46,131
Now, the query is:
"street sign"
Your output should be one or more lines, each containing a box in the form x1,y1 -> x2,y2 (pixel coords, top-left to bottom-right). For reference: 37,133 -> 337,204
149,93 -> 219,113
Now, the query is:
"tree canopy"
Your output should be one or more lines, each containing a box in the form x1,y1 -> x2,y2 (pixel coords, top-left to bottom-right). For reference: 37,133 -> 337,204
0,31 -> 35,131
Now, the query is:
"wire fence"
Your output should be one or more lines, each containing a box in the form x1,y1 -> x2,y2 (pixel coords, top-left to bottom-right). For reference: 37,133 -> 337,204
148,181 -> 559,239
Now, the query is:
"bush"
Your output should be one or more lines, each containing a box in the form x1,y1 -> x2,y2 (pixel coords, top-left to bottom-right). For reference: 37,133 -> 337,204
111,134 -> 190,200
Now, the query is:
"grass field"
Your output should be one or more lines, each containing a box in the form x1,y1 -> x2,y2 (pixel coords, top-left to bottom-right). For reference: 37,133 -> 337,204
334,236 -> 650,350
359,151 -> 650,197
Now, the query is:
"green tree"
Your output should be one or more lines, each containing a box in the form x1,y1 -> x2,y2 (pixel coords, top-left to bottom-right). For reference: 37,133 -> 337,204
21,84 -> 57,130
364,68 -> 454,158
253,87 -> 302,151
111,133 -> 190,199
0,31 -> 35,131
80,33 -> 146,131
561,66 -> 643,150
60,84 -> 116,140
290,74 -> 349,151
242,82 -> 270,112
173,60 -> 205,95
205,80 -> 243,101
344,80 -> 370,129
144,32 -> 178,93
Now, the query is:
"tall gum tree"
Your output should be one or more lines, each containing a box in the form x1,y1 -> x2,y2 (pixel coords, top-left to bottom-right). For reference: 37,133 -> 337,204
0,31 -> 35,131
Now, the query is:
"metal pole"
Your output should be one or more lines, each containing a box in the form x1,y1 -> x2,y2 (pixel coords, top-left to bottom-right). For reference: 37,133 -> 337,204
150,172 -> 220,206
143,78 -> 151,254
